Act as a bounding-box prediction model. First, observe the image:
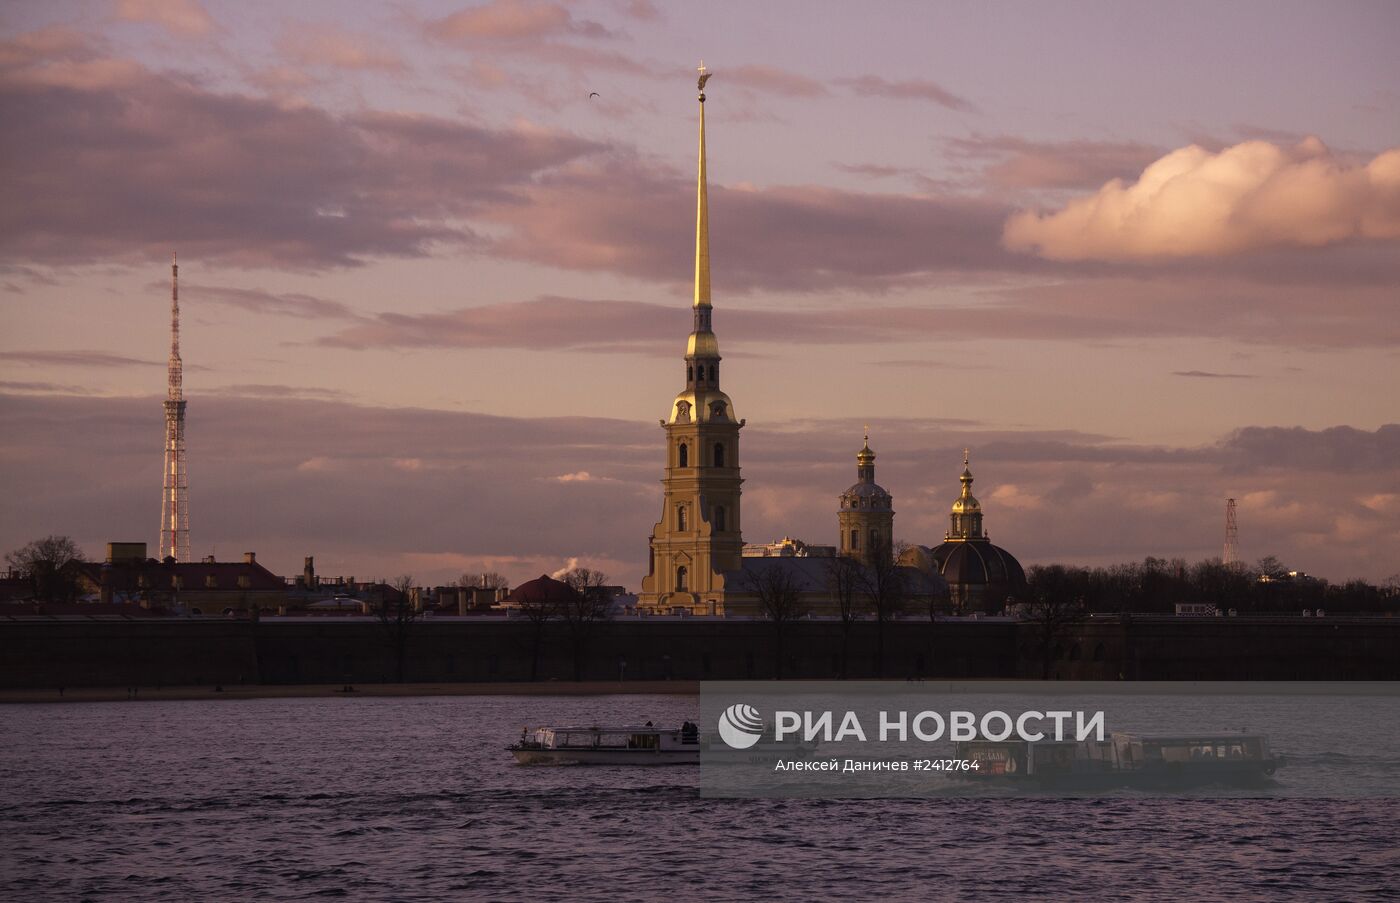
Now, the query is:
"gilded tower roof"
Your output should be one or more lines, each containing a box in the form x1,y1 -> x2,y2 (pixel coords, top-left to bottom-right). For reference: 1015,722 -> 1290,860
951,448 -> 981,514
842,430 -> 891,505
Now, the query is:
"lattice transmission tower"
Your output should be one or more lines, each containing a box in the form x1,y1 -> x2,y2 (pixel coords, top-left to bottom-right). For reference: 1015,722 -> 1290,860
1223,498 -> 1239,568
159,252 -> 190,562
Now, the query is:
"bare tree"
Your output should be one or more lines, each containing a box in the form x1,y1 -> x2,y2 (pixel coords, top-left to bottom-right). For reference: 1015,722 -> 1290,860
459,571 -> 508,590
1022,566 -> 1086,679
6,535 -> 87,602
515,582 -> 564,681
1255,555 -> 1289,580
858,539 -> 907,678
373,575 -> 419,683
559,567 -> 615,681
823,554 -> 864,678
742,564 -> 808,679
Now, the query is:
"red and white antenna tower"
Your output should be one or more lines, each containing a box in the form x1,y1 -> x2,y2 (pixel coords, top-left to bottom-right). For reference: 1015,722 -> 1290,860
1223,498 -> 1239,568
160,252 -> 190,562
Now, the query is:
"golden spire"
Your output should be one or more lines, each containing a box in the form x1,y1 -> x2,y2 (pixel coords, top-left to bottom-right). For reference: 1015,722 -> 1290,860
958,450 -> 977,503
694,61 -> 711,309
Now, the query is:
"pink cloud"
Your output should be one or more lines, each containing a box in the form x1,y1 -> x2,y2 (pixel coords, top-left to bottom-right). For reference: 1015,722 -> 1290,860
946,134 -> 1164,190
0,32 -> 600,268
728,64 -> 828,98
276,24 -> 406,72
838,74 -> 976,113
483,161 -> 1020,291
426,0 -> 613,42
1004,138 -> 1400,261
114,0 -> 214,37
316,270 -> 1400,353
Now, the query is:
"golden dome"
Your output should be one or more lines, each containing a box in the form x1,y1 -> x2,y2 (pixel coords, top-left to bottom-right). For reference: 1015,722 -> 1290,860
857,430 -> 875,466
952,449 -> 980,513
687,331 -> 720,358
951,493 -> 981,514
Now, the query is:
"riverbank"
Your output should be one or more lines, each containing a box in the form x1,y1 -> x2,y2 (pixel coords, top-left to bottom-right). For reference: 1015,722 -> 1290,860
0,680 -> 701,705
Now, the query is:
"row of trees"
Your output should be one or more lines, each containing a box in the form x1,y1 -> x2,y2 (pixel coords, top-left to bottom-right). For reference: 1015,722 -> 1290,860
1026,556 -> 1400,615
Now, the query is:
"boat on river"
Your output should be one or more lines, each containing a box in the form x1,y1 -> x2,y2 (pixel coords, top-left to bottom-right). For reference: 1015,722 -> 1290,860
510,723 -> 702,765
955,731 -> 1283,789
509,722 -> 821,766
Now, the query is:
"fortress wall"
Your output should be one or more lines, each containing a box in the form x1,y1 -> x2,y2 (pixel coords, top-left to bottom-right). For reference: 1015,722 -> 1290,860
0,616 -> 1395,689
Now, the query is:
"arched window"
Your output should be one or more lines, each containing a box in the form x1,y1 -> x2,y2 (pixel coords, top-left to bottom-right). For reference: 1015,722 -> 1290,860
869,529 -> 879,552
713,442 -> 725,467
715,506 -> 726,532
678,443 -> 688,467
676,565 -> 688,591
677,506 -> 687,530
708,364 -> 716,382
850,529 -> 859,550
687,365 -> 693,382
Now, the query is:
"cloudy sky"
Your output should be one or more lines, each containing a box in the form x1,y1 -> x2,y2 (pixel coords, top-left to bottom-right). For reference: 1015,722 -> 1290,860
2,0 -> 1398,587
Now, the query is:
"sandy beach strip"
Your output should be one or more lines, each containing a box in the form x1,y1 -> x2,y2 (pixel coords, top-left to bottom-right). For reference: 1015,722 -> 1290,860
0,680 -> 701,704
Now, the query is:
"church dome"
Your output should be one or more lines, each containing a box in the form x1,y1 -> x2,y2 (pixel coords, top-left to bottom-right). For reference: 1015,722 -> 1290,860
841,480 -> 892,507
950,462 -> 980,513
840,432 -> 891,508
928,541 -> 1026,590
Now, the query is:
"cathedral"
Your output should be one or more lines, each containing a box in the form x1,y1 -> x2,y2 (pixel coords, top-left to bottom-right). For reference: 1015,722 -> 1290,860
637,67 -> 745,614
637,70 -> 1022,617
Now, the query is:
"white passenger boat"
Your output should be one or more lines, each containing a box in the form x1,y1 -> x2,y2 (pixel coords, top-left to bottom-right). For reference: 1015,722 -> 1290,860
510,723 -> 701,765
509,722 -> 822,765
955,731 -> 1283,789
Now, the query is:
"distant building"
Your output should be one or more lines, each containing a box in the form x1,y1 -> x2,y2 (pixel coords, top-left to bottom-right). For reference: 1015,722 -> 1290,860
743,537 -> 836,558
76,542 -> 286,614
900,452 -> 1026,614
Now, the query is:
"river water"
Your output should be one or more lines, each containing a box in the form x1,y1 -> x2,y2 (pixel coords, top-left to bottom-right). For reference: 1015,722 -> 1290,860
2,695 -> 1397,901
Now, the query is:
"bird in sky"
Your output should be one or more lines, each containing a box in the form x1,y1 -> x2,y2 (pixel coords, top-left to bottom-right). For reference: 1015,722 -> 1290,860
588,92 -> 600,99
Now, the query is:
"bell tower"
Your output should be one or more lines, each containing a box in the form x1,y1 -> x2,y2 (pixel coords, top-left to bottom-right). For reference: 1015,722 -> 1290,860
838,430 -> 894,566
639,64 -> 745,614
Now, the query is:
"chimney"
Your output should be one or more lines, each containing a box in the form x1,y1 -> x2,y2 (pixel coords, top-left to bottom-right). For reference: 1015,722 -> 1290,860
244,552 -> 256,564
304,556 -> 316,588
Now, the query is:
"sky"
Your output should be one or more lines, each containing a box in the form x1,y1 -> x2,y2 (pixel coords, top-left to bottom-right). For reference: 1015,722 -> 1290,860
1,0 -> 1398,587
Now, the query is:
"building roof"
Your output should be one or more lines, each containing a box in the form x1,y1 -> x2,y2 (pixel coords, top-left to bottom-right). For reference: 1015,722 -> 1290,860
502,574 -> 580,605
77,557 -> 286,592
924,541 -> 1026,590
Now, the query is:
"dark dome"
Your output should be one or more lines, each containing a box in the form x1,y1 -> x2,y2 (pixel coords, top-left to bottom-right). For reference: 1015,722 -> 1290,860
841,480 -> 891,506
929,542 -> 1026,592
503,574 -> 579,605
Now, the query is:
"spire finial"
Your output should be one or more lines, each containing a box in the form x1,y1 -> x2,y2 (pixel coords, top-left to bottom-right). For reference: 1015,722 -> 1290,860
857,427 -> 875,470
963,447 -> 970,466
693,63 -> 711,309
